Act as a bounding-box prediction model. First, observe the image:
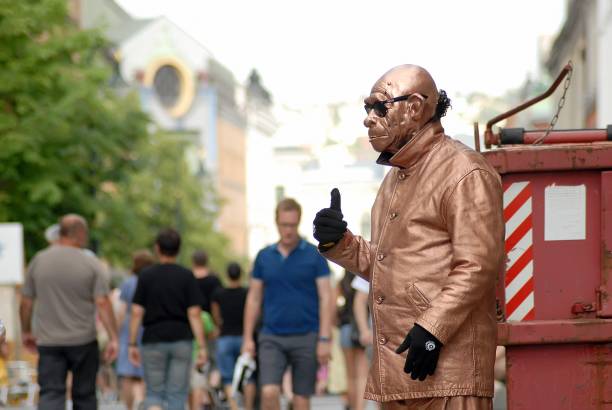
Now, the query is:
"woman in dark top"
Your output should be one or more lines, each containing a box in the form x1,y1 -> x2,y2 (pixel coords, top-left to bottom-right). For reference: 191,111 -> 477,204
335,270 -> 368,410
210,262 -> 255,410
117,250 -> 155,410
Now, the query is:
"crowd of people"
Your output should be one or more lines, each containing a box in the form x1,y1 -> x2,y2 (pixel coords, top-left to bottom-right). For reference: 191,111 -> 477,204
13,197 -> 375,410
8,64 -> 508,410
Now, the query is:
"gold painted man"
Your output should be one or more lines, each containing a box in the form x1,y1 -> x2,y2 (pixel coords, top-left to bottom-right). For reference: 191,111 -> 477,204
313,65 -> 504,409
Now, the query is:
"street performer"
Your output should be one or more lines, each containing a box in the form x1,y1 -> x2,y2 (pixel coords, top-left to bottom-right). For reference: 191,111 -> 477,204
313,64 -> 504,409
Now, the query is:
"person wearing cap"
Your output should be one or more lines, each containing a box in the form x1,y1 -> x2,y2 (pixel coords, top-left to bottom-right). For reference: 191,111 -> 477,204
44,224 -> 60,245
313,65 -> 504,409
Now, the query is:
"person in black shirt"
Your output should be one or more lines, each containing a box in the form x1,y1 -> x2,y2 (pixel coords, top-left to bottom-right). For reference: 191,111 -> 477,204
211,262 -> 255,410
190,249 -> 222,409
129,228 -> 207,410
192,250 -> 222,313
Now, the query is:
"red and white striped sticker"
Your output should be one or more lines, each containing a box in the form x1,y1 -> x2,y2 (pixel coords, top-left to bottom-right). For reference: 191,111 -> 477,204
503,182 -> 535,321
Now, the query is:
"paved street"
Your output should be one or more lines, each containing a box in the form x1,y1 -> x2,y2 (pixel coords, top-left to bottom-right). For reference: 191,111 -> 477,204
6,393 -> 511,410
6,395 -> 377,410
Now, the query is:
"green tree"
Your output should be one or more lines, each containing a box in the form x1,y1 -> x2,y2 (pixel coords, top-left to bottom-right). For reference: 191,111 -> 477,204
0,0 -> 148,257
95,131 -> 233,271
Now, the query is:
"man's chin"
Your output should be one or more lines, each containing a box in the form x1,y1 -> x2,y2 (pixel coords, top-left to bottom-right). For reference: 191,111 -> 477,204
369,136 -> 393,152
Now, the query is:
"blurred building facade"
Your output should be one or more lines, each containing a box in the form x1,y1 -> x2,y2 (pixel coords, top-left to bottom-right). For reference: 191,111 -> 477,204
70,0 -> 249,256
244,71 -> 278,260
546,0 -> 612,128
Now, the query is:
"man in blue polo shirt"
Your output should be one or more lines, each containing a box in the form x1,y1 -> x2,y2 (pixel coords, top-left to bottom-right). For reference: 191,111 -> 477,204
242,198 -> 332,410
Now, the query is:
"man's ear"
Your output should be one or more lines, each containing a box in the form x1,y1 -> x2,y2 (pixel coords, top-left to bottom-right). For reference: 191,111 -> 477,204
408,95 -> 426,122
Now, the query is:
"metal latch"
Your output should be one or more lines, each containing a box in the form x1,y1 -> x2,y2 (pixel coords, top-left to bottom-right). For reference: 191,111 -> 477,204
571,302 -> 596,315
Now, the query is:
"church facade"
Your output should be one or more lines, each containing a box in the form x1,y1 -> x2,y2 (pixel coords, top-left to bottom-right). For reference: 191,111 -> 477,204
70,0 -> 249,256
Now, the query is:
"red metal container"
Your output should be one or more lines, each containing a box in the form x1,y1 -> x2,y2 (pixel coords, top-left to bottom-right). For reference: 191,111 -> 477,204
482,141 -> 612,409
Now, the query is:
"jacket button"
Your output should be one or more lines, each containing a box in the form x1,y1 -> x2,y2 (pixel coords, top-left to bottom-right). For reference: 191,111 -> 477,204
378,336 -> 387,345
375,295 -> 385,304
398,172 -> 406,180
376,253 -> 385,261
390,212 -> 398,220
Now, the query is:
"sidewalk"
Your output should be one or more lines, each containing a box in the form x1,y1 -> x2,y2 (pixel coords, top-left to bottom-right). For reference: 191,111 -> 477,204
6,393 -> 505,409
6,395 -> 378,409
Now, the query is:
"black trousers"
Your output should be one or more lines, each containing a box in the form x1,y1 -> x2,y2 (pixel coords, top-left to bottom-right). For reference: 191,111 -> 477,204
37,340 -> 99,410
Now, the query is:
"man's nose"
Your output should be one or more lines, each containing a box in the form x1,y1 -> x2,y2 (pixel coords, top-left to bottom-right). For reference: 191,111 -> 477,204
363,112 -> 376,128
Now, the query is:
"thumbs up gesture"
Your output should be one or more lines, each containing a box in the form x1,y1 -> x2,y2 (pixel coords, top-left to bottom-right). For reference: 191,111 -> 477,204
313,188 -> 348,251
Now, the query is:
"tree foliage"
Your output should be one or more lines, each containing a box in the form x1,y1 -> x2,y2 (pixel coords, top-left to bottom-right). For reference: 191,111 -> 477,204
0,0 -> 148,257
96,131 -> 232,271
0,0 -> 233,271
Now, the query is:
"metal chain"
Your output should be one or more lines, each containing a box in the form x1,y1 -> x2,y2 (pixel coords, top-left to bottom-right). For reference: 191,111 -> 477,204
534,61 -> 573,145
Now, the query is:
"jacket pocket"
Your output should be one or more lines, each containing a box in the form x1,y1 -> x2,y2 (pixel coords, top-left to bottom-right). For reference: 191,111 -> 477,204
406,282 -> 430,312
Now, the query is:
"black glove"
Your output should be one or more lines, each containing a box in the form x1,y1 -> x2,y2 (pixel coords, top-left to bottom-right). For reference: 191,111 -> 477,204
313,188 -> 347,251
395,324 -> 443,381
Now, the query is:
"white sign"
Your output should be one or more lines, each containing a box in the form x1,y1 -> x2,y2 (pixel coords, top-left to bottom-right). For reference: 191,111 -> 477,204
544,185 -> 586,241
0,223 -> 24,285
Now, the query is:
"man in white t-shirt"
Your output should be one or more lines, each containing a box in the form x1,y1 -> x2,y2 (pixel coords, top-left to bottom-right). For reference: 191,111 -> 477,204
351,276 -> 372,350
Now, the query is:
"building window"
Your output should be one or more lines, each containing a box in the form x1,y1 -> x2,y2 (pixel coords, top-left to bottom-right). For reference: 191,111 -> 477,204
153,65 -> 181,109
144,57 -> 195,118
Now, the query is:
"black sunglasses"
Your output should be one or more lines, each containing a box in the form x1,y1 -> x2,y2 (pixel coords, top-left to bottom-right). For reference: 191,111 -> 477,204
364,93 -> 428,117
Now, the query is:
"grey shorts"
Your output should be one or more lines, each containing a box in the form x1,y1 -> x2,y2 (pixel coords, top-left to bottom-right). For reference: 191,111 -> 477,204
257,332 -> 318,397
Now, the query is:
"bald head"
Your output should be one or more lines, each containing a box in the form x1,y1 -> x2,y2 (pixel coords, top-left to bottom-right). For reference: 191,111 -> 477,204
365,64 -> 446,153
373,64 -> 439,119
59,214 -> 88,248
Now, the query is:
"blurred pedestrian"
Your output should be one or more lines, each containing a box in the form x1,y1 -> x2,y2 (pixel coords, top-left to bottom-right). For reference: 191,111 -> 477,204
242,198 -> 332,410
44,223 -> 60,245
210,262 -> 255,410
336,271 -> 369,410
20,214 -> 119,410
351,276 -> 372,350
189,309 -> 216,410
0,322 -> 7,401
116,250 -> 155,410
129,228 -> 207,410
190,249 -> 222,409
192,250 -> 222,314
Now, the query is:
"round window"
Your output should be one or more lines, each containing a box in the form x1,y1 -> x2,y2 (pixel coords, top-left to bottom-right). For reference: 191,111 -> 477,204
153,65 -> 181,109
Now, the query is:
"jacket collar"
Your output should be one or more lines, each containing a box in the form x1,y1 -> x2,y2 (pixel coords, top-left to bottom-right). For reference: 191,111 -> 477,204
376,121 -> 445,170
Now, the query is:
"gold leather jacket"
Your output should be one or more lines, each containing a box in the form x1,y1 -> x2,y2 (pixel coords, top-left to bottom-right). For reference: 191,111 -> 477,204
323,121 -> 504,401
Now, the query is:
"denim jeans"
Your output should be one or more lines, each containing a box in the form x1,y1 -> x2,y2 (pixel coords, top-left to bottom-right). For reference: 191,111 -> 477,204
141,340 -> 193,410
216,335 -> 243,385
37,341 -> 99,410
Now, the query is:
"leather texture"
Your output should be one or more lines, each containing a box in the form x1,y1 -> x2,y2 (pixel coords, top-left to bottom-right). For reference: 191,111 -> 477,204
323,121 -> 504,401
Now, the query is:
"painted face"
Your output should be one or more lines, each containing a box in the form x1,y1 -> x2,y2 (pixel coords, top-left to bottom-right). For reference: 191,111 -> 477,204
276,210 -> 300,249
363,90 -> 416,153
363,66 -> 435,153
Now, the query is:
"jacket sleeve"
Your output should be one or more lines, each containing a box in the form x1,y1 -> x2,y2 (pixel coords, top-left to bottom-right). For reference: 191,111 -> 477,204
415,169 -> 504,344
320,230 -> 372,280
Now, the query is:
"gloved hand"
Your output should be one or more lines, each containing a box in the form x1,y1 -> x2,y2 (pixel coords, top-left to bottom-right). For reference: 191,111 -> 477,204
395,324 -> 443,381
313,188 -> 347,251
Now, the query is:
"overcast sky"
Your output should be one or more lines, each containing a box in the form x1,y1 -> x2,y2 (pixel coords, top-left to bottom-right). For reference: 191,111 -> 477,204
115,0 -> 566,108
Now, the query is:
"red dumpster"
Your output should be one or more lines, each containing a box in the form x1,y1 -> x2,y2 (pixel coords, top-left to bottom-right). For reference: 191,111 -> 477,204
483,141 -> 612,409
477,65 -> 612,409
